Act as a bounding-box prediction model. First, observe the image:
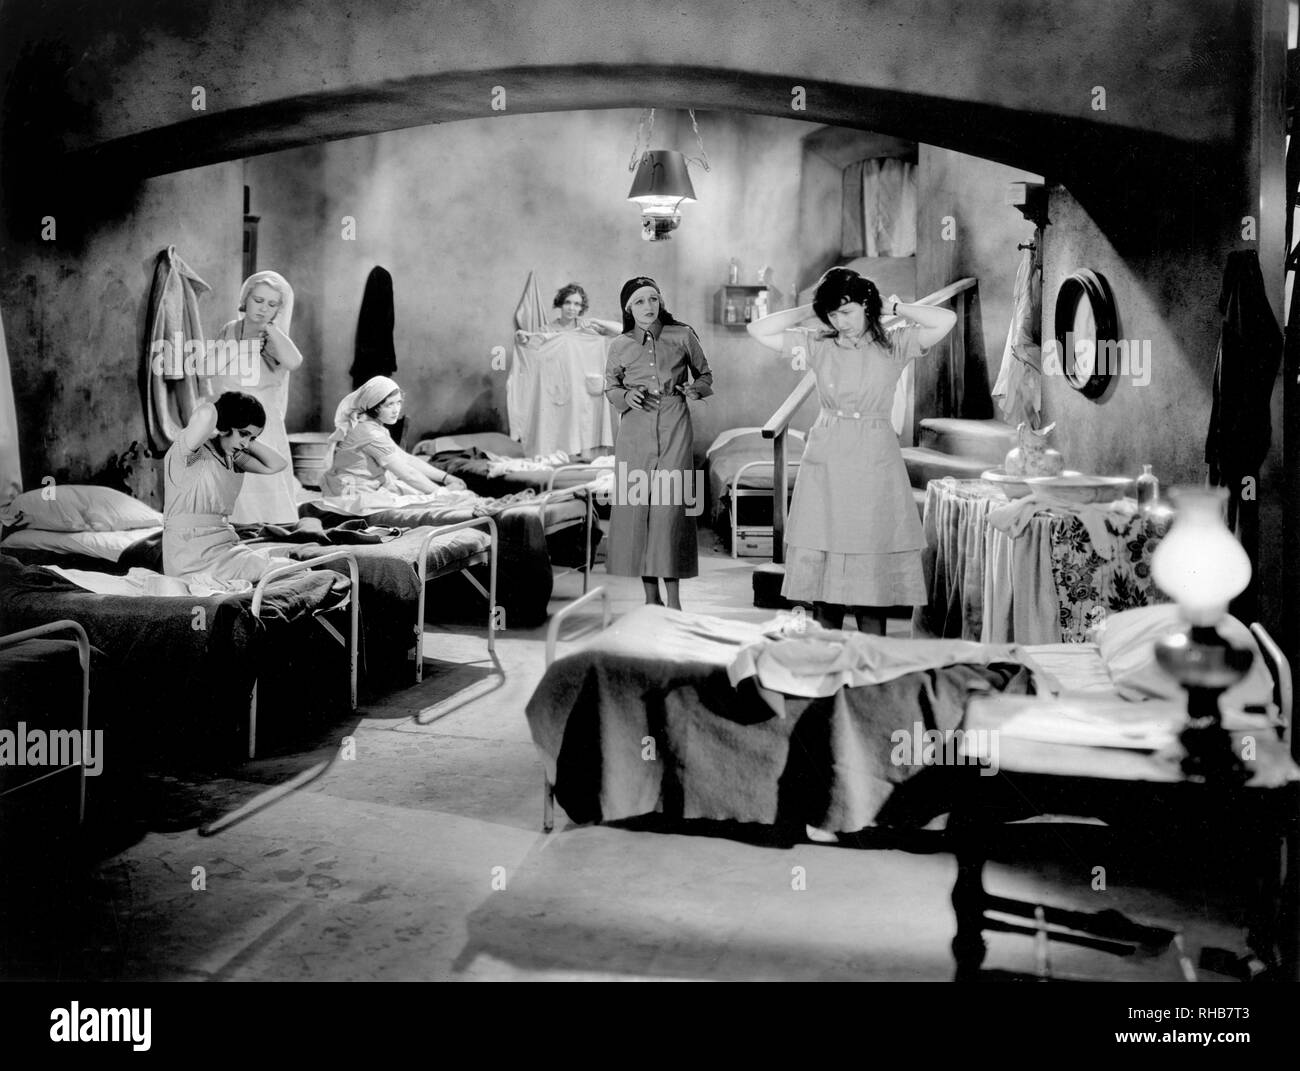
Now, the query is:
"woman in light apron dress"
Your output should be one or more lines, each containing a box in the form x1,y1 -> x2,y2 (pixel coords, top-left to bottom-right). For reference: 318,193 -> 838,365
748,268 -> 955,633
162,392 -> 292,582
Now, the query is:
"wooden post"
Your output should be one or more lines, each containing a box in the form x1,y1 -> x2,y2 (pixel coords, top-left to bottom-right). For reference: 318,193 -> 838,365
773,430 -> 787,564
952,290 -> 967,418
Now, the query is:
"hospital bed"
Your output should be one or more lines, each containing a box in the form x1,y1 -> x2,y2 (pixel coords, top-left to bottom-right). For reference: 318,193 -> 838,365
528,593 -> 1289,835
704,428 -> 805,557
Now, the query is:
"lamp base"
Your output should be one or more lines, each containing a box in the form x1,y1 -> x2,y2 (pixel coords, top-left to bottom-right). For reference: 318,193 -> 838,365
1178,715 -> 1247,785
1156,627 -> 1253,785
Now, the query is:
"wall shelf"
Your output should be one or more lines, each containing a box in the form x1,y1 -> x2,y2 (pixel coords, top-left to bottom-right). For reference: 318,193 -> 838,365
714,284 -> 770,328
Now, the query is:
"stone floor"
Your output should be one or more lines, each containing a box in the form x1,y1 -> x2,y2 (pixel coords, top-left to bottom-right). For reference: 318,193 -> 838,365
0,528 -> 1261,981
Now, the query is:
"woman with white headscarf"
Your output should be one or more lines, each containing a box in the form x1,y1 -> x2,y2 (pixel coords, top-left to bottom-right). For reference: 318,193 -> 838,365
320,376 -> 467,504
208,270 -> 303,524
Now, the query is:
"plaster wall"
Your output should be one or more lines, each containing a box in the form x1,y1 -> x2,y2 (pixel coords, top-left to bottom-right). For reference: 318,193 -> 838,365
0,164 -> 243,485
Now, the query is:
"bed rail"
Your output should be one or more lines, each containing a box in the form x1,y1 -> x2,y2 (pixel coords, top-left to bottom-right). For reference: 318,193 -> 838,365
248,551 -> 360,759
415,515 -> 498,681
758,277 -> 977,563
541,585 -> 612,832
0,619 -> 91,824
1250,622 -> 1293,753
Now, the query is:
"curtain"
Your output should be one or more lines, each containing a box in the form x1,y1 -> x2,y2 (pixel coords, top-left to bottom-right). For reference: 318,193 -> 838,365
0,306 -> 21,500
842,158 -> 918,259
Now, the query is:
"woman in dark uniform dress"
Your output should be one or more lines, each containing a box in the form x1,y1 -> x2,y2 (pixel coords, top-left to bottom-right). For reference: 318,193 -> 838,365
603,277 -> 714,610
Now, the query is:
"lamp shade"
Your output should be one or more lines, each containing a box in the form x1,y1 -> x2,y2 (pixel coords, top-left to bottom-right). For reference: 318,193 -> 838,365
1150,486 -> 1251,626
628,151 -> 697,206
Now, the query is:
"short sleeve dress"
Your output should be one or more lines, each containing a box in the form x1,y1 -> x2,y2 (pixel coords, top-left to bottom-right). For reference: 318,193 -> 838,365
162,441 -> 282,581
320,420 -> 401,497
781,323 -> 929,606
207,319 -> 299,525
603,321 -> 713,578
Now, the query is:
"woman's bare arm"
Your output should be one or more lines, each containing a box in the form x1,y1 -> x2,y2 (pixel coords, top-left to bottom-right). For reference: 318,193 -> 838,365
885,295 -> 958,349
261,323 -> 304,371
179,402 -> 218,453
747,303 -> 817,353
235,439 -> 287,475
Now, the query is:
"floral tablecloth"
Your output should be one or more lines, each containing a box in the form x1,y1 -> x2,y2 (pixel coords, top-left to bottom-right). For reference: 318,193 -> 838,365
915,478 -> 1171,644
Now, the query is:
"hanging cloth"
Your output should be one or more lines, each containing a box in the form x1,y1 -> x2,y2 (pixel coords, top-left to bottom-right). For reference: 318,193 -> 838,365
141,246 -> 211,454
350,266 -> 397,388
506,271 -> 549,442
864,158 -> 917,258
350,266 -> 403,443
1206,250 -> 1282,622
991,245 -> 1042,429
0,307 -> 21,501
841,161 -> 866,258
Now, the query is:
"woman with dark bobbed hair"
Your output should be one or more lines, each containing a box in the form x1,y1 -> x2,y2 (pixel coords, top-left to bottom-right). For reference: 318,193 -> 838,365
748,268 -> 955,633
604,276 -> 714,610
162,391 -> 291,581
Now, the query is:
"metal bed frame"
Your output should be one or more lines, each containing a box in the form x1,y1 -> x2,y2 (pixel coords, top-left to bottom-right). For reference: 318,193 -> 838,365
0,619 -> 91,824
540,585 -> 612,832
248,551 -> 360,759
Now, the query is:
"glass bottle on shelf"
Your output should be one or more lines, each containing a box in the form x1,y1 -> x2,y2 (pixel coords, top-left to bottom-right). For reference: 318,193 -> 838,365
728,258 -> 740,285
744,299 -> 754,323
724,298 -> 738,324
1136,464 -> 1159,514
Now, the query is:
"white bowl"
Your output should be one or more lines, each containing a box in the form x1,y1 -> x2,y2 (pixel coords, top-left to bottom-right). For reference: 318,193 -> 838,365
1023,473 -> 1133,504
981,468 -> 1080,499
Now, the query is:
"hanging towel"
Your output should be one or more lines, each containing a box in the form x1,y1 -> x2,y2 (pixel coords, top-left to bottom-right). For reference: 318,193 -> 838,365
1206,250 -> 1281,623
350,266 -> 403,443
506,271 -> 549,443
350,266 -> 397,388
141,246 -> 211,454
992,245 -> 1042,429
1206,250 -> 1281,488
0,307 -> 21,501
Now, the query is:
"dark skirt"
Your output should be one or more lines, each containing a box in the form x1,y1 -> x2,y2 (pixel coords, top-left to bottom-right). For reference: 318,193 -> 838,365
606,394 -> 700,578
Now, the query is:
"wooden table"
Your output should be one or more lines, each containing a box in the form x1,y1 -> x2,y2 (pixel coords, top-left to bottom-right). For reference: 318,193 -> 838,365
949,693 -> 1300,981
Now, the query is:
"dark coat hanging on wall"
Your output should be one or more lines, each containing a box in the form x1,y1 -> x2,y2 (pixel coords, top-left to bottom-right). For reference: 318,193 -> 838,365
350,266 -> 405,445
1205,249 -> 1281,621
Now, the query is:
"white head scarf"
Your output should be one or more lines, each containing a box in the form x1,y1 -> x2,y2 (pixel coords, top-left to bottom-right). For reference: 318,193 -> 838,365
239,271 -> 295,336
327,376 -> 402,461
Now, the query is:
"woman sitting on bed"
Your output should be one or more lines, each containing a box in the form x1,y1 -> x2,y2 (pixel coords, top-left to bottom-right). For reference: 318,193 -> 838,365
320,376 -> 469,502
163,392 -> 292,582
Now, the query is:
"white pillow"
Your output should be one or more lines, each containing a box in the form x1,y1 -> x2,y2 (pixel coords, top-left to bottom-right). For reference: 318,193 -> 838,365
0,526 -> 163,561
0,485 -> 164,533
1095,604 -> 1276,709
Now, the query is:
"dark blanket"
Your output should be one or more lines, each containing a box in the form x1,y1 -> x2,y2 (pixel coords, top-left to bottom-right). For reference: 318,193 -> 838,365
248,525 -> 492,684
0,637 -> 111,797
0,554 -> 349,749
300,499 -> 580,627
423,448 -> 553,497
527,608 -> 1038,832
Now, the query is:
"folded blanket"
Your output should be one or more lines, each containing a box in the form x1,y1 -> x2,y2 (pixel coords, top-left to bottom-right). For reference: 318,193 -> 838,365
236,517 -> 401,545
315,486 -> 537,520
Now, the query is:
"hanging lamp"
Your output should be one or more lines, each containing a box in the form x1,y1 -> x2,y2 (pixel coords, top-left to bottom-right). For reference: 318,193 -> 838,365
626,109 -> 709,241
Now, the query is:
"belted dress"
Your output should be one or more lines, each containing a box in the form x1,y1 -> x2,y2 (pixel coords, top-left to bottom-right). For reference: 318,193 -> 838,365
782,324 -> 929,606
603,321 -> 713,578
162,440 -> 281,581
